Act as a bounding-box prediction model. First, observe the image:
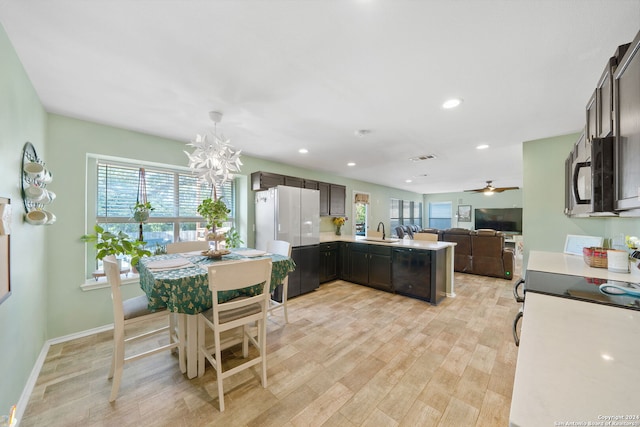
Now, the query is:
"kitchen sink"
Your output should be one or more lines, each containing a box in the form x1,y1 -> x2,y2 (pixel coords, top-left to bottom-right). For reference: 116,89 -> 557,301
362,238 -> 401,244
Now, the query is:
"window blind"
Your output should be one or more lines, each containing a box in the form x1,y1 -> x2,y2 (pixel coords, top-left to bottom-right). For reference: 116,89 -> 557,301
96,162 -> 235,221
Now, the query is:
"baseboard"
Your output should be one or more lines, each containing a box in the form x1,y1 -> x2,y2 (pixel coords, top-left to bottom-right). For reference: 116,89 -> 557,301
14,324 -> 114,426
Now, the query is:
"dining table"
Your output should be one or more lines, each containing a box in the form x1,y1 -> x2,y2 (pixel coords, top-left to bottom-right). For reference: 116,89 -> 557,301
137,248 -> 296,378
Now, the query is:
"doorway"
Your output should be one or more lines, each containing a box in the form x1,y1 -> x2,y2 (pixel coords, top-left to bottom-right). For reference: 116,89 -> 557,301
352,191 -> 370,236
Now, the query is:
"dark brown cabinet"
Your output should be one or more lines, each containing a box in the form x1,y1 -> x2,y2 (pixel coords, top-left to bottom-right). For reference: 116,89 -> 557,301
251,171 -> 284,191
329,184 -> 346,216
614,31 -> 640,211
251,172 -> 346,216
284,176 -> 303,188
348,243 -> 392,292
303,179 -> 319,190
339,242 -> 351,280
596,58 -> 615,139
586,90 -> 597,142
319,242 -> 338,283
319,182 -> 346,217
289,245 -> 320,298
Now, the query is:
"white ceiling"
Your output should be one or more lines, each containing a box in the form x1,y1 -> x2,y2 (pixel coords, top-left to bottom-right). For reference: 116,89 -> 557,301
1,0 -> 639,194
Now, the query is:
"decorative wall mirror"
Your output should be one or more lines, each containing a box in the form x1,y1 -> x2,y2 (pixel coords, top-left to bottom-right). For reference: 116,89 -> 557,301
20,142 -> 56,225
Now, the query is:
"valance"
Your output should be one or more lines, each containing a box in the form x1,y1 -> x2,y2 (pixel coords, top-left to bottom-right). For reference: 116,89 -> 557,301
354,193 -> 369,204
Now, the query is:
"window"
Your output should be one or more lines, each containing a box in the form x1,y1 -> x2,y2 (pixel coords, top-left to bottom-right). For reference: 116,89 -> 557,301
428,202 -> 452,229
86,158 -> 235,279
390,198 -> 423,232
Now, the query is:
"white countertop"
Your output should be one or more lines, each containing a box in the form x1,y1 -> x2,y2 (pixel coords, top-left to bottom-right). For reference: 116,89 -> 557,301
510,292 -> 640,427
527,250 -> 640,282
319,232 -> 455,251
510,251 -> 640,427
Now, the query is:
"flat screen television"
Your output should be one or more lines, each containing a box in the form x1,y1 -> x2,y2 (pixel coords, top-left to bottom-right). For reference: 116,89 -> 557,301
474,208 -> 523,234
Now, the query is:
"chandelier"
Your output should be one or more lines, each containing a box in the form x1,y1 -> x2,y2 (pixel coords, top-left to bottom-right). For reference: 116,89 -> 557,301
184,111 -> 243,199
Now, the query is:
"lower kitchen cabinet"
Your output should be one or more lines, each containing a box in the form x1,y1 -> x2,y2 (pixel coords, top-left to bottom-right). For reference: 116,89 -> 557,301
349,243 -> 392,292
273,244 -> 319,301
339,242 -> 351,281
320,242 -> 338,283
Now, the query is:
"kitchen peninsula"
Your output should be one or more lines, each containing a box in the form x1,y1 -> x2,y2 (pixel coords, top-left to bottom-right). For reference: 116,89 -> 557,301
319,233 -> 456,304
510,251 -> 640,426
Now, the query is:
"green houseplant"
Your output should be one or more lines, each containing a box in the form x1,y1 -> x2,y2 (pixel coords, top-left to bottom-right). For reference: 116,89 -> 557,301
196,198 -> 230,252
196,197 -> 229,230
225,226 -> 243,249
132,201 -> 154,223
81,224 -> 152,268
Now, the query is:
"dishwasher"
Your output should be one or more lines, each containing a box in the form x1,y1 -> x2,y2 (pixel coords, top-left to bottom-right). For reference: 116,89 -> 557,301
392,247 -> 445,304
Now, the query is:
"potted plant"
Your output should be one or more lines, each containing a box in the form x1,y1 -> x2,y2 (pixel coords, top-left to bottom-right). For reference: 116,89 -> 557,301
197,198 -> 230,252
132,201 -> 154,223
81,224 -> 152,271
225,226 -> 243,249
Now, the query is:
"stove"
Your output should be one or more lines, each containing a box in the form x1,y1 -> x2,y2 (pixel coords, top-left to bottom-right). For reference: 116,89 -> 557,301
524,270 -> 640,311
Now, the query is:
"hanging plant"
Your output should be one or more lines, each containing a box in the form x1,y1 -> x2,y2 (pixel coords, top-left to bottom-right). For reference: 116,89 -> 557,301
133,167 -> 152,241
132,201 -> 154,223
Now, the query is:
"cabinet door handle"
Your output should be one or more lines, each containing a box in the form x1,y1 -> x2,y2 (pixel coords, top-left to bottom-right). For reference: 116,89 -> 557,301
513,278 -> 525,303
513,309 -> 523,347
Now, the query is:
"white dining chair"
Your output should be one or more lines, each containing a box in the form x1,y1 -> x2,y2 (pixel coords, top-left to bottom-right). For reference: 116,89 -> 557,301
266,240 -> 292,323
166,240 -> 209,254
103,255 -> 185,402
197,258 -> 272,412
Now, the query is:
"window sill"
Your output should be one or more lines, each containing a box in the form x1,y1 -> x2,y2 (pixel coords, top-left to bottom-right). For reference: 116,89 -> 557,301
81,274 -> 140,291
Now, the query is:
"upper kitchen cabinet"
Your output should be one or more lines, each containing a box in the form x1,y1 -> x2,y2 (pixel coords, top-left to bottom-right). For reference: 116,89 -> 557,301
586,90 -> 598,142
251,171 -> 304,190
614,30 -> 640,211
251,171 -> 284,191
284,176 -> 303,188
303,179 -> 319,190
586,43 -> 631,143
319,182 -> 346,217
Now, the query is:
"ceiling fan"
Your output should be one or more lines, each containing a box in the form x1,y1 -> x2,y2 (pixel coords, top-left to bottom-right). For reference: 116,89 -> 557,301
464,180 -> 520,194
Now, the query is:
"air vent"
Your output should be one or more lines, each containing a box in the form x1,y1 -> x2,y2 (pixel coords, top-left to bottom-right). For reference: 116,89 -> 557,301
409,154 -> 437,161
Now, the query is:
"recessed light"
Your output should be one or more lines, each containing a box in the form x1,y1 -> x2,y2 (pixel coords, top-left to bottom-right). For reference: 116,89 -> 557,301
476,144 -> 489,150
405,179 -> 413,183
347,162 -> 356,167
442,98 -> 463,109
298,148 -> 308,154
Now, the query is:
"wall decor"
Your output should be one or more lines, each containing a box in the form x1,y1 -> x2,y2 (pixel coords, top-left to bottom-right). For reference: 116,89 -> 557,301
457,204 -> 472,222
20,141 -> 56,225
0,196 -> 11,305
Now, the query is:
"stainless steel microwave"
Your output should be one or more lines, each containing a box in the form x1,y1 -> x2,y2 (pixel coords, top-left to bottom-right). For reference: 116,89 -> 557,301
566,134 -> 615,216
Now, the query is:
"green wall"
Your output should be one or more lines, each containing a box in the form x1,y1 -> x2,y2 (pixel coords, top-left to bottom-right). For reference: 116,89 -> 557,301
0,23 -> 48,415
522,132 -> 640,266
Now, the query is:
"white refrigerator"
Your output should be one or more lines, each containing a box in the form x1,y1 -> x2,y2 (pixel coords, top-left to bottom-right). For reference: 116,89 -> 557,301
254,185 -> 320,251
255,185 -> 320,299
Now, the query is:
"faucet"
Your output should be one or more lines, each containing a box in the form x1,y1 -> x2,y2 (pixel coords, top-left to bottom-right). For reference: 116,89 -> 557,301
376,221 -> 386,240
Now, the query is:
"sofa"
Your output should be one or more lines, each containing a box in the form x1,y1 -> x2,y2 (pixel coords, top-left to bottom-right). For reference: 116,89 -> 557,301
440,228 -> 515,279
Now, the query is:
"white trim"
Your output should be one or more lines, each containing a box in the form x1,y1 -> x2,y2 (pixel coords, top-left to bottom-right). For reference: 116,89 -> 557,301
80,276 -> 140,291
351,190 -> 370,236
14,324 -> 114,426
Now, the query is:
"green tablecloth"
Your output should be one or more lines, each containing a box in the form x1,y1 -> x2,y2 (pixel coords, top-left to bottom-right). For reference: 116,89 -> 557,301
138,251 -> 296,315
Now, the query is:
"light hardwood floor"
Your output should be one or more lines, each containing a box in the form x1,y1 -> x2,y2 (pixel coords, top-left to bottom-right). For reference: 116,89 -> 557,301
21,271 -> 521,427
